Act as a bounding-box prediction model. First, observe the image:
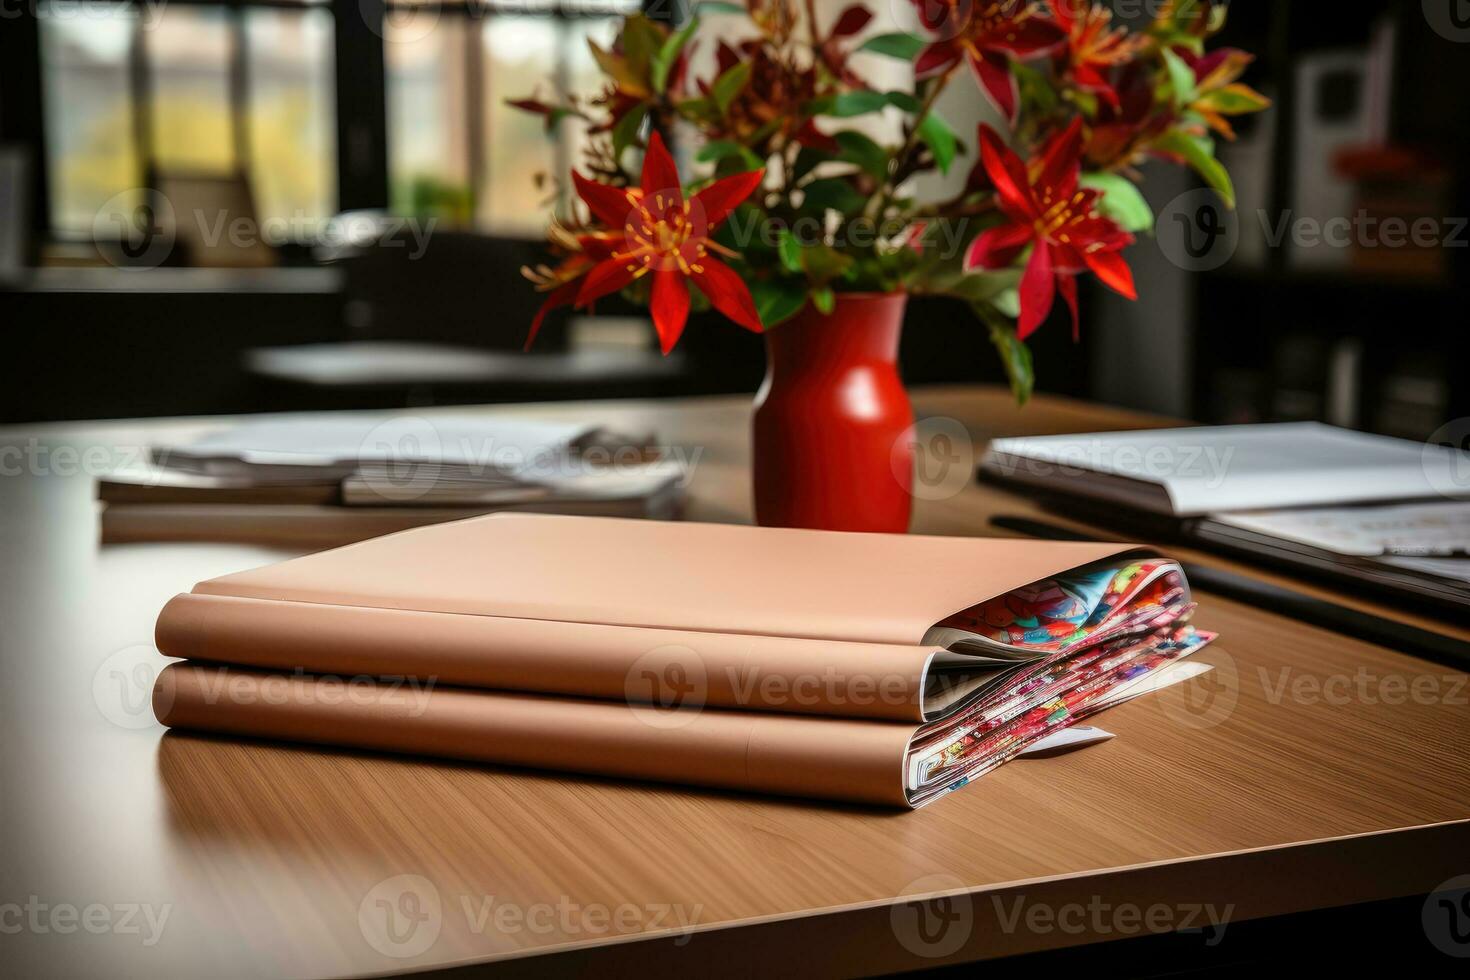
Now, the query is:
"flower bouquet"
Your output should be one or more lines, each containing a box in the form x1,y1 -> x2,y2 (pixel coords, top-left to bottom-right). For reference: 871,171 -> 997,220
512,0 -> 1267,530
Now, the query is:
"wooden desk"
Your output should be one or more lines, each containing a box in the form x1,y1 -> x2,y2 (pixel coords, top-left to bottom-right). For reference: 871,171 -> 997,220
2,386 -> 1467,977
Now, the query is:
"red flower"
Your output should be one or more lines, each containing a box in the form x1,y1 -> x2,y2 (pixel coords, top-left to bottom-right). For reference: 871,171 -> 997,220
528,132 -> 766,354
1051,0 -> 1144,110
965,118 -> 1135,339
911,0 -> 1065,120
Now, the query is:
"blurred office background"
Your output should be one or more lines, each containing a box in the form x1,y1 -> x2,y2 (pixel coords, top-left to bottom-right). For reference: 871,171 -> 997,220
0,0 -> 1466,433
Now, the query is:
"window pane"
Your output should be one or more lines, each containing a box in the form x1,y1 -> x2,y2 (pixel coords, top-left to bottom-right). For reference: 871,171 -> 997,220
480,17 -> 621,235
386,15 -> 474,223
480,17 -> 560,234
245,8 -> 337,233
146,6 -> 236,172
39,4 -> 139,232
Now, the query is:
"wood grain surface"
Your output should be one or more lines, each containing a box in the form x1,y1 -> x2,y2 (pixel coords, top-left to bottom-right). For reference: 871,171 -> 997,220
1,386 -> 1466,978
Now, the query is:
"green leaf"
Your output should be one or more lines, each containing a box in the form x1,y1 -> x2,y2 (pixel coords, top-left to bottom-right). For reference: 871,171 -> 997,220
1196,83 -> 1271,115
1012,61 -> 1057,115
812,286 -> 836,315
917,112 -> 957,175
673,96 -> 717,125
793,145 -> 835,182
711,62 -> 752,115
801,242 -> 855,284
1161,47 -> 1198,110
1154,130 -> 1235,208
621,15 -> 666,84
611,104 -> 649,166
651,17 -> 699,93
884,90 -> 921,113
1079,172 -> 1154,232
696,139 -> 762,171
834,130 -> 889,181
856,32 -> 926,60
799,178 -> 867,215
985,317 -> 1034,406
694,1 -> 747,14
777,229 -> 804,273
750,279 -> 808,327
828,90 -> 890,117
945,268 -> 1021,304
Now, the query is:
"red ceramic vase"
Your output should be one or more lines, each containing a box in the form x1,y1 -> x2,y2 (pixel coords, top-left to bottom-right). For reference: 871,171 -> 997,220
752,293 -> 914,533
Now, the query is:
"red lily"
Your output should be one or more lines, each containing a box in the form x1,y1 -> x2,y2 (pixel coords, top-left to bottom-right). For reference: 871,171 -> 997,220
1051,0 -> 1144,110
528,132 -> 766,354
965,117 -> 1135,340
911,0 -> 1065,120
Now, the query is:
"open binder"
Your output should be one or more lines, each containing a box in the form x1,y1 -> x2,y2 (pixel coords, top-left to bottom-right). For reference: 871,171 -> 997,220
152,514 -> 1214,808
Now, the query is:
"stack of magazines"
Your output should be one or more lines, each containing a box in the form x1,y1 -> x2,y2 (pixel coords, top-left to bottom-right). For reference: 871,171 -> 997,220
151,515 -> 1216,808
98,416 -> 685,546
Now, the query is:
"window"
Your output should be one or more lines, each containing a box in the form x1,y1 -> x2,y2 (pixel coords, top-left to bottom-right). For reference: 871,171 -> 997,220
385,3 -> 631,235
34,0 -> 629,252
38,0 -> 337,246
39,5 -> 139,233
